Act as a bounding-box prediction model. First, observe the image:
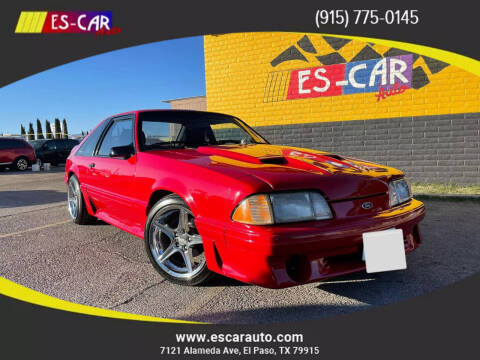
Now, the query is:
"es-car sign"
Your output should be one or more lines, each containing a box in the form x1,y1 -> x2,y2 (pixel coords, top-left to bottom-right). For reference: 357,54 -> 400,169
286,55 -> 413,101
15,11 -> 114,34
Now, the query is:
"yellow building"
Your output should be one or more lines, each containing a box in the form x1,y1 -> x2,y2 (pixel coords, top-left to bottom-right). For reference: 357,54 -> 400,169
202,32 -> 480,184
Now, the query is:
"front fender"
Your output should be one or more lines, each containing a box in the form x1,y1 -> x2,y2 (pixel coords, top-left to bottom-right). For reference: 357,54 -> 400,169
149,177 -> 199,216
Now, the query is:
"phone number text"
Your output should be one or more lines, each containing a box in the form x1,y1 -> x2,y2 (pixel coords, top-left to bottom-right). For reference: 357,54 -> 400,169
315,9 -> 419,28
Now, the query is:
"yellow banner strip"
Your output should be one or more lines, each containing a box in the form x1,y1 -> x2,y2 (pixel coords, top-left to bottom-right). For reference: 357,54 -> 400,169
0,277 -> 205,324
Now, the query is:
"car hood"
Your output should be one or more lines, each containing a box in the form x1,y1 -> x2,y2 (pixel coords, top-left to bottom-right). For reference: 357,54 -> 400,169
152,144 -> 403,201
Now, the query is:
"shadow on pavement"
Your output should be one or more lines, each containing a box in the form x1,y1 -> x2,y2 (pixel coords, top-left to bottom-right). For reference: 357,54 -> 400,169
0,190 -> 66,208
87,219 -> 108,226
205,274 -> 250,287
316,271 -> 405,306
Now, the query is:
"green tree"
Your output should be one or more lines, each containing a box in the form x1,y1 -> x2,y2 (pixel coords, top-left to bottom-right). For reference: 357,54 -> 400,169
20,125 -> 26,138
45,120 -> 53,139
36,119 -> 44,139
62,118 -> 69,139
54,118 -> 61,139
27,122 -> 35,140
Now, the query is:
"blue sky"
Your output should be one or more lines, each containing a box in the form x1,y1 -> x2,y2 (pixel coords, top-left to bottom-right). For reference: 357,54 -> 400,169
0,36 -> 205,135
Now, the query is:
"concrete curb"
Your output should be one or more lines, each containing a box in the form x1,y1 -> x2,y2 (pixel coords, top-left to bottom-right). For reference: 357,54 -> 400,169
415,194 -> 480,202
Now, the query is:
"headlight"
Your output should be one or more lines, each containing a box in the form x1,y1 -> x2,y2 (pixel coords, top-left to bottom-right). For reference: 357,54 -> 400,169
232,192 -> 332,225
389,178 -> 412,207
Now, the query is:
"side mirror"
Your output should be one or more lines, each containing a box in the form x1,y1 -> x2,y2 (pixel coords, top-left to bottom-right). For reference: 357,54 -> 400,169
109,144 -> 133,159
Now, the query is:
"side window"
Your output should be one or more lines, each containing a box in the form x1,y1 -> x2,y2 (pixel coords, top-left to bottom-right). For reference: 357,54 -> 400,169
54,140 -> 67,150
11,140 -> 26,149
141,121 -> 182,149
0,140 -> 9,149
45,141 -> 56,150
97,119 -> 133,156
76,119 -> 110,157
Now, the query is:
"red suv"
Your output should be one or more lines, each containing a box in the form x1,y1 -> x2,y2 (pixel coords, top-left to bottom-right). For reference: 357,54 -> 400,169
0,138 -> 36,171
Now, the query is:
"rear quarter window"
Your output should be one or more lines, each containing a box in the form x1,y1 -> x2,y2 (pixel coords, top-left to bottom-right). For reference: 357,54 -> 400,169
76,119 -> 110,157
45,141 -> 56,150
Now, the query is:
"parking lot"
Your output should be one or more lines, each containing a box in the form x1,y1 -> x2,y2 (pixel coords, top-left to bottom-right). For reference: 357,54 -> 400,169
1,168 -> 479,324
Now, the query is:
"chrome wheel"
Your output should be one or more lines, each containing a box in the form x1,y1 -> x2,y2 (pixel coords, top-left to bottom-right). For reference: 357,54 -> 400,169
67,180 -> 79,219
149,206 -> 205,279
16,158 -> 28,171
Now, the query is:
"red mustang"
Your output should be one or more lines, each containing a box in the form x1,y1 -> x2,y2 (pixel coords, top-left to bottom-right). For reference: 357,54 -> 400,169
65,110 -> 425,288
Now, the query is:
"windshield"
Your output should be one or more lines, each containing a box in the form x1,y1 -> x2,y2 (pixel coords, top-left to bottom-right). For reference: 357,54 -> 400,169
138,111 -> 268,150
29,140 -> 47,149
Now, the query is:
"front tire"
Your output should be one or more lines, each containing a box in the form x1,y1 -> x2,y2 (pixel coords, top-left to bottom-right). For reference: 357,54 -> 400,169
68,175 -> 96,225
145,194 -> 213,286
15,157 -> 29,171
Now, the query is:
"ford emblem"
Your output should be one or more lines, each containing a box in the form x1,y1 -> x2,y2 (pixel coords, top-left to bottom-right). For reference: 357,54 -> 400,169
361,202 -> 373,210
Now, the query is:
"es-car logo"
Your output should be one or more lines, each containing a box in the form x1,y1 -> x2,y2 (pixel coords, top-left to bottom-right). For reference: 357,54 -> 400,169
287,55 -> 412,101
14,11 -> 120,35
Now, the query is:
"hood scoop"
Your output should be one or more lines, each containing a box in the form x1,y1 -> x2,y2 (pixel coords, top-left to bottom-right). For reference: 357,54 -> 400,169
325,154 -> 345,161
259,156 -> 288,165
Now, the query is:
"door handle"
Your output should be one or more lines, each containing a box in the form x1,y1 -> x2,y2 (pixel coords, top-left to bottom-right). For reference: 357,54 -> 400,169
89,163 -> 95,168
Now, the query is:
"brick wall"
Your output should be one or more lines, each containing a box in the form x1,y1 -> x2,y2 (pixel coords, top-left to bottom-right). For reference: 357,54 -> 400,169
204,32 -> 480,184
255,113 -> 480,184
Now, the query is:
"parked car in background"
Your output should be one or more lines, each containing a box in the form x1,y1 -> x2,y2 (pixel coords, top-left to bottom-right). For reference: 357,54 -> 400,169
0,138 -> 36,171
65,110 -> 425,288
30,139 -> 79,167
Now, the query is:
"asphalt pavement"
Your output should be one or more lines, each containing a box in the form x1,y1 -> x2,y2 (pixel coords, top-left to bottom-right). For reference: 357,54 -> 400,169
1,168 -> 479,324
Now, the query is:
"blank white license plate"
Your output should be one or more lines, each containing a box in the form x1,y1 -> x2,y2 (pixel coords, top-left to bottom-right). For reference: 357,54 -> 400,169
362,228 -> 407,273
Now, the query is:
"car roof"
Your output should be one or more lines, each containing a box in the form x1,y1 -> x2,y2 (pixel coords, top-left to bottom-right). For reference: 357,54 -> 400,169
0,137 -> 26,141
108,109 -> 234,119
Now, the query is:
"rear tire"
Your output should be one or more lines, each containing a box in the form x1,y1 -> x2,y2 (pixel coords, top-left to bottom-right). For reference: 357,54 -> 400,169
145,194 -> 214,286
14,157 -> 29,171
68,175 -> 96,225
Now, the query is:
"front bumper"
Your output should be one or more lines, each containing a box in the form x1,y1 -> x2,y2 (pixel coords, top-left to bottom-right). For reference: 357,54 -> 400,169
197,198 -> 425,288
